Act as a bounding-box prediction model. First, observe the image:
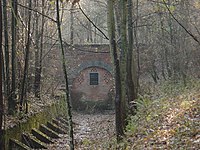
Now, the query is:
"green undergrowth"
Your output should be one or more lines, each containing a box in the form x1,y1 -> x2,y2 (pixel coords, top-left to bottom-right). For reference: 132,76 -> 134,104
108,79 -> 200,149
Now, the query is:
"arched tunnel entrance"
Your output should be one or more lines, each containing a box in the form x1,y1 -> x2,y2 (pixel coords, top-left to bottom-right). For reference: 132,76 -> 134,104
70,64 -> 114,112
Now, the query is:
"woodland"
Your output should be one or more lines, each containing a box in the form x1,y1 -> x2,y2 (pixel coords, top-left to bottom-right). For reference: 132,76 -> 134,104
0,0 -> 200,149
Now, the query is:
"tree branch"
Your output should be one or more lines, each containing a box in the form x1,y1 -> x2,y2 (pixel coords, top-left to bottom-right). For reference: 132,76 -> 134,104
75,16 -> 108,40
17,3 -> 57,23
78,3 -> 109,40
162,0 -> 200,45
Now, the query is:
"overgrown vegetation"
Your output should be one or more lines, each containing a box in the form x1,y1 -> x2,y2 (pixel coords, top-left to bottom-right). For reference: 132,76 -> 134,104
1,0 -> 200,148
105,79 -> 200,149
71,91 -> 114,113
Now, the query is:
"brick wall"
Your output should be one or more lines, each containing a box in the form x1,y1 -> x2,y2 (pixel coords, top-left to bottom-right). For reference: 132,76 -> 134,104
67,44 -> 114,103
72,66 -> 113,101
44,43 -> 114,105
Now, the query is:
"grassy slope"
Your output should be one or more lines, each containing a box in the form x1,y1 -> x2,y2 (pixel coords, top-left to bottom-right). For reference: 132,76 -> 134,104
106,79 -> 200,149
124,80 -> 200,149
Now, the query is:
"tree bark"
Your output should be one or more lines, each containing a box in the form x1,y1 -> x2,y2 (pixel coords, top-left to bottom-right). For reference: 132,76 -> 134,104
134,0 -> 140,93
127,0 -> 137,113
34,0 -> 40,98
10,0 -> 18,114
56,0 -> 74,149
0,0 -> 5,147
20,0 -> 32,112
38,0 -> 45,97
70,6 -> 74,45
118,0 -> 128,128
3,0 -> 10,102
34,0 -> 44,99
107,0 -> 124,141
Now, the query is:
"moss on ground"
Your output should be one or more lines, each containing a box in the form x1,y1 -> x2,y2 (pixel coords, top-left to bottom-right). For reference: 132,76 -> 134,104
3,98 -> 67,150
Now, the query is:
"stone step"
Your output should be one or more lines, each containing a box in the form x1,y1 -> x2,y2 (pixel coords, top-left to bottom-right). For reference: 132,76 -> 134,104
52,118 -> 69,130
31,128 -> 54,144
21,133 -> 47,149
57,117 -> 68,125
9,117 -> 69,149
47,121 -> 67,134
39,124 -> 60,139
9,139 -> 31,150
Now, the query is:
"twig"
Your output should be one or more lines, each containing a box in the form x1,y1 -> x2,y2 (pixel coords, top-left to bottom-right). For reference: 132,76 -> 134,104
17,3 -> 57,23
162,0 -> 200,45
78,3 -> 109,40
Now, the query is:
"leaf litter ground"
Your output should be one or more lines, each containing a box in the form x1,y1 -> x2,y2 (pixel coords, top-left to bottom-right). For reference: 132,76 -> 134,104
47,111 -> 115,150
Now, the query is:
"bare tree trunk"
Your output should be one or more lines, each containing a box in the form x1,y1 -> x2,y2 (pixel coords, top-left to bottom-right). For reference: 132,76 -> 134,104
134,0 -> 140,93
38,0 -> 45,97
89,22 -> 93,43
20,0 -> 32,112
34,0 -> 40,98
94,18 -> 97,43
118,0 -> 128,129
3,0 -> 10,103
70,6 -> 74,45
34,0 -> 44,99
127,0 -> 137,114
10,0 -> 18,114
156,0 -> 167,80
114,0 -> 121,41
107,0 -> 124,141
56,1 -> 74,149
167,9 -> 173,78
0,0 -> 5,147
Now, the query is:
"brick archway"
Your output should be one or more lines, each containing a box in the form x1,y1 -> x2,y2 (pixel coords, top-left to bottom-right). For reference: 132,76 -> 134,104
71,65 -> 114,110
69,60 -> 113,84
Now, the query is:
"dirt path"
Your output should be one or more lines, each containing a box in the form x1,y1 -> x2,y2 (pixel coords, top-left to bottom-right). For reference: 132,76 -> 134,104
73,111 -> 115,149
48,111 -> 115,150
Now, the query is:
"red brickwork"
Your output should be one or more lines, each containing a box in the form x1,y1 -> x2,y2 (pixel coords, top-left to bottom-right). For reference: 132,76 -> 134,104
44,44 -> 113,103
67,44 -> 114,102
72,67 -> 113,101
